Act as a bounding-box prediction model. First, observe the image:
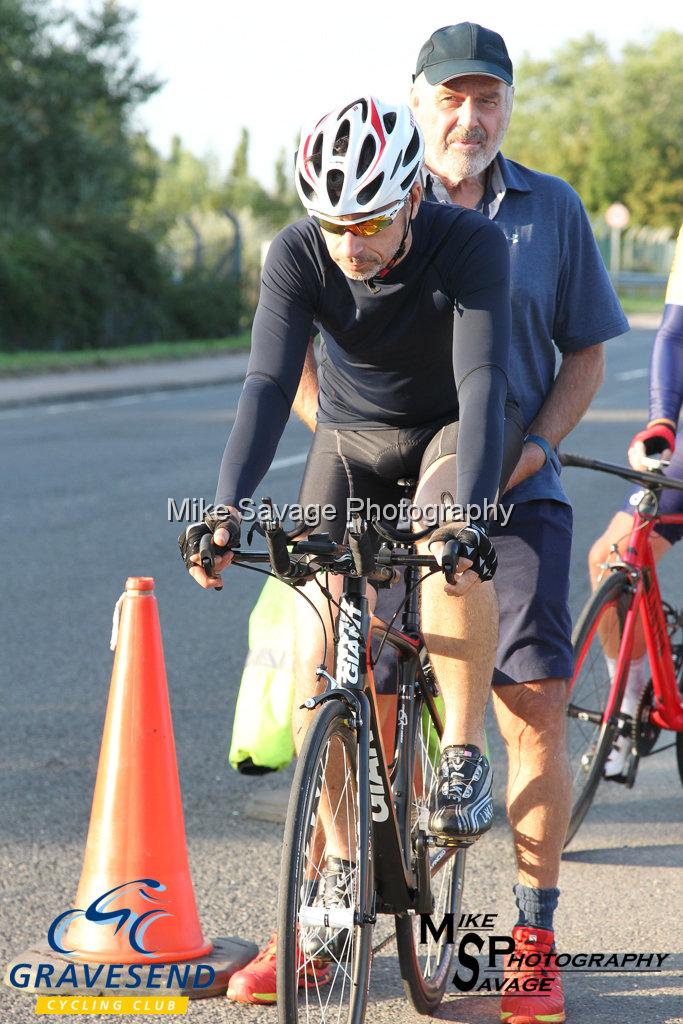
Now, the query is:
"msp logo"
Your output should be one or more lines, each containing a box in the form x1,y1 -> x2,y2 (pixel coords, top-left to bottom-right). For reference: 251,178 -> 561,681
48,878 -> 171,957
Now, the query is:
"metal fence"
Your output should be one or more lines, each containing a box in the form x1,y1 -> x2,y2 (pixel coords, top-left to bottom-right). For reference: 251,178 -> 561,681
592,221 -> 678,292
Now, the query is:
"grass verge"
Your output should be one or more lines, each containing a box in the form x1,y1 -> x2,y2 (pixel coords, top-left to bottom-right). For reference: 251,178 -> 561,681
618,291 -> 665,316
0,333 -> 251,376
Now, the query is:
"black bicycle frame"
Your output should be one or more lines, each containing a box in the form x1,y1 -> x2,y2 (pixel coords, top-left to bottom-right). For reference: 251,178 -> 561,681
309,563 -> 446,924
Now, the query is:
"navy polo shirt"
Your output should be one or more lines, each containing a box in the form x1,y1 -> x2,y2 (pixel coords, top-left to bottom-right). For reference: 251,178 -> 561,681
427,154 -> 629,505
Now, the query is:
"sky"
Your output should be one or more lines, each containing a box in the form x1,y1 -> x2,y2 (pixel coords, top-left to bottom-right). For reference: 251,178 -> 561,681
67,0 -> 682,186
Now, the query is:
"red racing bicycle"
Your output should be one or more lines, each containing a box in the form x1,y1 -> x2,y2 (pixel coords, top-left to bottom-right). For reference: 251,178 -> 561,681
561,452 -> 683,846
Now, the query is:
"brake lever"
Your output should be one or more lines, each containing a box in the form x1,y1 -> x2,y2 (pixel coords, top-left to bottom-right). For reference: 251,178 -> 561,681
439,538 -> 460,586
199,531 -> 216,577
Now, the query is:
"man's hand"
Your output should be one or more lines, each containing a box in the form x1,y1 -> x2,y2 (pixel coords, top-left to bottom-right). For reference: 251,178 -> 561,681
178,506 -> 241,591
503,441 -> 546,493
428,522 -> 496,597
430,540 -> 479,596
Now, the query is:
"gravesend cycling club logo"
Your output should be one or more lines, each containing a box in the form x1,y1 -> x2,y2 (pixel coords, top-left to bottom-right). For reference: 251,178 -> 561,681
48,878 -> 171,957
6,878 -> 215,1002
420,912 -> 671,995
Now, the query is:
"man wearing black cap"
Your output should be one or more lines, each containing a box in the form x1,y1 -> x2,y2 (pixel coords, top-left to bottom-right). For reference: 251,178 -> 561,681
409,22 -> 629,1024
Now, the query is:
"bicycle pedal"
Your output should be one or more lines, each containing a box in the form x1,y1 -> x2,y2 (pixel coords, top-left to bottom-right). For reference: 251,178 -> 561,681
427,834 -> 477,849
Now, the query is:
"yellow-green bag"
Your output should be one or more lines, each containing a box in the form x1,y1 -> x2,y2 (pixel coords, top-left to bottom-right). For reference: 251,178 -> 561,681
228,576 -> 297,774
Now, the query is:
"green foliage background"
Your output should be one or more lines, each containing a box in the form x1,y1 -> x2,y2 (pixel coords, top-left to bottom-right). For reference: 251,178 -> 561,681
0,1 -> 680,351
504,33 -> 683,227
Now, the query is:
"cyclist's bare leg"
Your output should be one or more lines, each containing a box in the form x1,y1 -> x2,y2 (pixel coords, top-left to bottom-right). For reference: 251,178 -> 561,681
588,511 -> 671,657
492,678 -> 571,887
293,574 -> 377,862
413,454 -> 496,752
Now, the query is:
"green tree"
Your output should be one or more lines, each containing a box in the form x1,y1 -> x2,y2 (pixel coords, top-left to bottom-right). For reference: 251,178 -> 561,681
138,135 -> 222,236
221,129 -> 301,230
504,30 -> 683,226
0,0 -> 161,223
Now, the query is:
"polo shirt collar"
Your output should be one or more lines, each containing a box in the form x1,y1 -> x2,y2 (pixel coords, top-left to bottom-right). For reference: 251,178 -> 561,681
496,153 -> 532,195
424,152 -> 532,220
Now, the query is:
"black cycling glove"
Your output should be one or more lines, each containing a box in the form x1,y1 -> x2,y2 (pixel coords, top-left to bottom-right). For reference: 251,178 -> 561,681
428,521 -> 497,583
178,506 -> 241,571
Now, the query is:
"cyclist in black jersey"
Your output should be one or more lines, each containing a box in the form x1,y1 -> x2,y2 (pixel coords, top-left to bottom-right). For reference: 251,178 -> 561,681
180,95 -> 521,879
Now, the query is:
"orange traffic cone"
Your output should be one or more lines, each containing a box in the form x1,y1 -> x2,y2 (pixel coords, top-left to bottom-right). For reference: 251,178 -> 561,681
64,577 -> 212,964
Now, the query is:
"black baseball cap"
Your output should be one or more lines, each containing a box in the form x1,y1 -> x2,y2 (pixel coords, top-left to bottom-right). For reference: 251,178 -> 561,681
414,23 -> 513,86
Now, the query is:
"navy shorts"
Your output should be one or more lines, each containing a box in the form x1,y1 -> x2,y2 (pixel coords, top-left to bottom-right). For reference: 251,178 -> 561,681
373,498 -> 574,691
620,436 -> 683,545
488,499 -> 573,684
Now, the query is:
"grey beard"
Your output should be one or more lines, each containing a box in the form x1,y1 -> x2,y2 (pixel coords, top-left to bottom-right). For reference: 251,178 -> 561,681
440,139 -> 497,181
435,123 -> 507,184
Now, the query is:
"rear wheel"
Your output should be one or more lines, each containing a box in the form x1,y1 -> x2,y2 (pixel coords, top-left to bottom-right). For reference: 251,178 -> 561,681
394,687 -> 465,1014
277,699 -> 373,1024
565,572 -> 632,846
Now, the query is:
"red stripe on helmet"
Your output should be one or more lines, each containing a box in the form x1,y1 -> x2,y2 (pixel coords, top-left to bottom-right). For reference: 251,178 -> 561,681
301,112 -> 329,187
358,98 -> 386,186
300,131 -> 316,186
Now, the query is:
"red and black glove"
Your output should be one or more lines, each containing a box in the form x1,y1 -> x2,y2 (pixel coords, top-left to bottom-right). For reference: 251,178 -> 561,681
628,420 -> 676,458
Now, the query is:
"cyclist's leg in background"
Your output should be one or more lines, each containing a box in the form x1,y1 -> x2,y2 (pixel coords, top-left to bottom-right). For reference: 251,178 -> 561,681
414,407 -> 523,752
588,438 -> 683,654
587,455 -> 683,774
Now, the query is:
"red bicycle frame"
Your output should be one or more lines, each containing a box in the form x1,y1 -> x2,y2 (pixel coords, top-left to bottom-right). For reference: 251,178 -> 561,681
606,508 -> 683,732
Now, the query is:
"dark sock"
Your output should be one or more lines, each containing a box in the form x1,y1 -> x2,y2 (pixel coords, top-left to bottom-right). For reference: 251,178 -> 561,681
513,883 -> 559,933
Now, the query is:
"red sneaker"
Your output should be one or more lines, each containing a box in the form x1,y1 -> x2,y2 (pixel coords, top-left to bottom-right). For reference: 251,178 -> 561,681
500,925 -> 565,1024
227,932 -> 332,1005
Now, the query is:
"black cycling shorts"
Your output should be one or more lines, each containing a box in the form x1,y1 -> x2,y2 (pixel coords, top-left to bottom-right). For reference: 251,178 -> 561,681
297,401 -> 524,543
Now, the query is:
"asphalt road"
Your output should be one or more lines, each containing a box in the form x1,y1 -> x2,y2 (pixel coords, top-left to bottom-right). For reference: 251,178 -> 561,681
1,326 -> 682,1023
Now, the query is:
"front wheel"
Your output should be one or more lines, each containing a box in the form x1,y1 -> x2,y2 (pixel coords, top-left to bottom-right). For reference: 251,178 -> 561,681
394,688 -> 465,1014
277,699 -> 373,1024
564,572 -> 632,847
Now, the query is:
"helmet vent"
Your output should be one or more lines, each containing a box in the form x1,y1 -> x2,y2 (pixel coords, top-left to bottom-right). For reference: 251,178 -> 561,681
382,111 -> 397,133
357,135 -> 376,177
390,153 -> 402,179
310,133 -> 324,175
298,174 -> 315,201
337,97 -> 366,120
403,127 -> 420,165
400,170 -> 416,192
333,121 -> 350,157
326,169 -> 345,206
357,173 -> 383,206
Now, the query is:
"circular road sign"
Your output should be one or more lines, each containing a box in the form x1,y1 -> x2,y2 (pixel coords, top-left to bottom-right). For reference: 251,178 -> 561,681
605,202 -> 630,230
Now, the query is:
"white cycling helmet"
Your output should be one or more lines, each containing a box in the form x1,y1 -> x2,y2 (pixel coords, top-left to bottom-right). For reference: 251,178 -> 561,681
295,96 -> 424,221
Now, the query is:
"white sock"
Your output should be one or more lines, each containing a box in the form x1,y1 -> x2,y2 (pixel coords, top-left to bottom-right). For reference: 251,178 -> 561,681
604,655 -> 648,776
621,654 -> 648,715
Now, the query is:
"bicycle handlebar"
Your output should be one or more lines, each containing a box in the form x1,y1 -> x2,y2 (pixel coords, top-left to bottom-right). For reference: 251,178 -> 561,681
560,452 -> 683,492
228,506 -> 444,583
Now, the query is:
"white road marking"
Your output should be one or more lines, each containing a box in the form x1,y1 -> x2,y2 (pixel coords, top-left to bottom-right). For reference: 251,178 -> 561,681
615,368 -> 648,381
583,408 -> 648,422
270,451 -> 308,471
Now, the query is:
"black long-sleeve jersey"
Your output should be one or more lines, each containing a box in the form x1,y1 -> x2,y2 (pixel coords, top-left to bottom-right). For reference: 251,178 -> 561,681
215,201 -> 512,517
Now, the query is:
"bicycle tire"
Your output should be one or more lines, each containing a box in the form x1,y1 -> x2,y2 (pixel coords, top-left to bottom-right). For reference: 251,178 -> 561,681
277,699 -> 373,1024
564,572 -> 632,847
394,689 -> 465,1014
